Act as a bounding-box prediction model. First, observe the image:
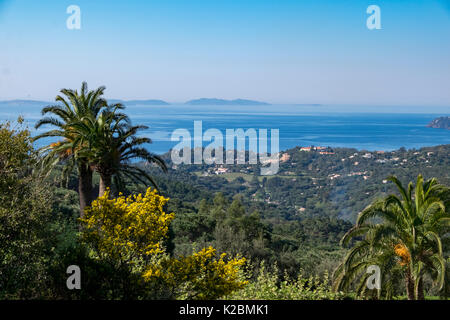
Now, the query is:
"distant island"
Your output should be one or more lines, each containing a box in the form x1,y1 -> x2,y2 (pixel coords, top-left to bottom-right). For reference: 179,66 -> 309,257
185,98 -> 270,106
427,116 -> 450,130
1,98 -> 270,106
0,99 -> 50,106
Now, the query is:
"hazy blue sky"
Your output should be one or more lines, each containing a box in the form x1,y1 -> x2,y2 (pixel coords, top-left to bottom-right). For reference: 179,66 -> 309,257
0,0 -> 449,106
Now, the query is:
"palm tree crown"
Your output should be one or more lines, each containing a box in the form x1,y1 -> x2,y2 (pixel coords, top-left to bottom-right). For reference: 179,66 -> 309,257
34,82 -> 107,216
34,82 -> 167,213
78,107 -> 167,196
333,174 -> 449,300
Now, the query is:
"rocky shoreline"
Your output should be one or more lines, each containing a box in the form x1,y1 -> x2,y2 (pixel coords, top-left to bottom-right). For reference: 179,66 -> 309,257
427,116 -> 450,130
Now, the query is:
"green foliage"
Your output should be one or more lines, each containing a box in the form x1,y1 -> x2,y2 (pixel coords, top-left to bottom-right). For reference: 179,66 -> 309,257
228,262 -> 347,300
2,110 -> 449,300
169,190 -> 349,280
334,175 -> 450,300
161,145 -> 450,222
0,120 -> 53,298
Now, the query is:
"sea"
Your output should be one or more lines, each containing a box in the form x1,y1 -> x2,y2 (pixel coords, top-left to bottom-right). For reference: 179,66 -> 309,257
0,102 -> 449,154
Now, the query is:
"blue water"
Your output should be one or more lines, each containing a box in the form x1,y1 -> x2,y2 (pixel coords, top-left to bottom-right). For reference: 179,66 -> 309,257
0,102 -> 449,154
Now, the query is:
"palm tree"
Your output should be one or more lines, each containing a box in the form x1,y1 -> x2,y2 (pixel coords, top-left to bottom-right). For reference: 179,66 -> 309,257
35,82 -> 167,212
34,82 -> 108,216
85,110 -> 167,196
333,174 -> 449,300
52,97 -> 167,197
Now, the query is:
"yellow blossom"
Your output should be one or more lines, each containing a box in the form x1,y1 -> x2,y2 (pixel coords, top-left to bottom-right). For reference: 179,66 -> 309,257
79,187 -> 174,261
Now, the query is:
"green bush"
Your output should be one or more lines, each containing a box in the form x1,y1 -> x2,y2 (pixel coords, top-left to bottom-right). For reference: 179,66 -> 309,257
228,262 -> 348,300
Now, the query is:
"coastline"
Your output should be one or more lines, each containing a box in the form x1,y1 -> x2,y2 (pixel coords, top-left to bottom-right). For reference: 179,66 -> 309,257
1,103 -> 449,155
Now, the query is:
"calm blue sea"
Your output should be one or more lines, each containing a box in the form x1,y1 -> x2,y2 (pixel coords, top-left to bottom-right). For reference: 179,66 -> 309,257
0,102 -> 449,154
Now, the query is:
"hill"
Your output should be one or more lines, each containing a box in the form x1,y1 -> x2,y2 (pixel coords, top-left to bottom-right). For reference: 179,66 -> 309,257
427,116 -> 450,129
0,99 -> 51,106
153,144 -> 450,222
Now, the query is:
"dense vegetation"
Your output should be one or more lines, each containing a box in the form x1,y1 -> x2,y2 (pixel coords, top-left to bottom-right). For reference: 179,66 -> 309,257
0,83 -> 448,300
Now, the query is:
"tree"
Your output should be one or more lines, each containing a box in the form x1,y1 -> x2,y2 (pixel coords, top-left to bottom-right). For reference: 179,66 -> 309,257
34,82 -> 108,216
143,247 -> 247,299
84,111 -> 167,196
0,120 -> 53,298
334,175 -> 449,299
35,82 -> 166,212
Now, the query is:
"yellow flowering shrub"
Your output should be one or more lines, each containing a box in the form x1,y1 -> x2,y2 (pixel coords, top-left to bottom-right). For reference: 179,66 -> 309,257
80,188 -> 247,299
143,246 -> 247,299
79,188 -> 174,263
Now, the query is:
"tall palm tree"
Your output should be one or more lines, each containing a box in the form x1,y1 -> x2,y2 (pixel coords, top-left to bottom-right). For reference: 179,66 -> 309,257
54,98 -> 167,197
85,109 -> 167,196
333,174 -> 449,300
34,82 -> 107,216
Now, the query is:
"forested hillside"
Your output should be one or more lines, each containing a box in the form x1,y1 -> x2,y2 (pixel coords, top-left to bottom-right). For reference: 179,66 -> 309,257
51,144 -> 450,285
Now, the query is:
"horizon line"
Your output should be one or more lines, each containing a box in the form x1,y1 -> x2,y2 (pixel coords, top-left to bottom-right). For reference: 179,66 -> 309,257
1,98 -> 450,109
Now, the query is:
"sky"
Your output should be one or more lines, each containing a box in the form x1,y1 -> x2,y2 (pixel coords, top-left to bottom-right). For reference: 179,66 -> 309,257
0,0 -> 449,107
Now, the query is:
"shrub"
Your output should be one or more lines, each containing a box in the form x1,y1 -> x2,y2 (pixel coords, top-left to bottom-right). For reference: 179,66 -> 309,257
228,262 -> 347,300
80,188 -> 247,299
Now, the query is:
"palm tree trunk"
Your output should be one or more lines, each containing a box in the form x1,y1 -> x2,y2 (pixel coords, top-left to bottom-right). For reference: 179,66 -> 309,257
405,269 -> 415,300
99,173 -> 112,197
415,277 -> 425,300
78,163 -> 94,217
